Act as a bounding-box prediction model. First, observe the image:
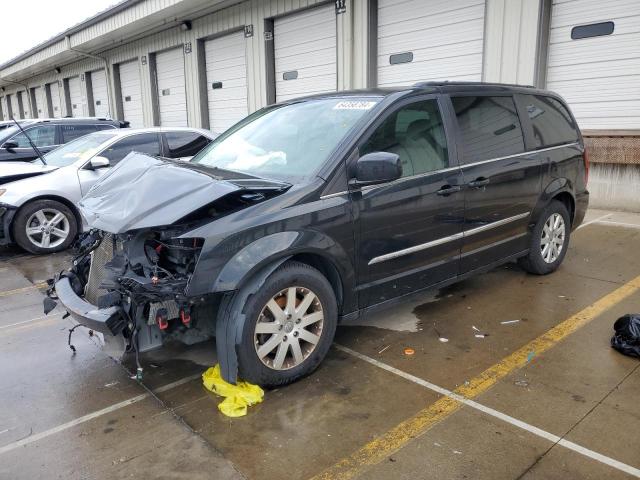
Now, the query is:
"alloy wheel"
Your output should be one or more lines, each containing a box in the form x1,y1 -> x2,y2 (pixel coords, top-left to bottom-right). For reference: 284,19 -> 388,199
540,213 -> 565,264
25,208 -> 70,250
254,286 -> 324,371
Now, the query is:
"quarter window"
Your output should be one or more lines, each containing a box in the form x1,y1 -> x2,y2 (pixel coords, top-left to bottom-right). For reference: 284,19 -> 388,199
524,95 -> 579,149
11,125 -> 56,147
101,133 -> 161,165
360,100 -> 448,177
451,96 -> 525,164
62,124 -> 97,142
164,132 -> 210,158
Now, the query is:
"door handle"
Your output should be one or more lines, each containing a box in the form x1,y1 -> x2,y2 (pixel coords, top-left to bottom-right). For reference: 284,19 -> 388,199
436,185 -> 462,196
467,177 -> 490,188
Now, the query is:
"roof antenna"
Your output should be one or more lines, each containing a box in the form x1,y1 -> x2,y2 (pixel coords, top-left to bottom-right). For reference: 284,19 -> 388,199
12,118 -> 46,165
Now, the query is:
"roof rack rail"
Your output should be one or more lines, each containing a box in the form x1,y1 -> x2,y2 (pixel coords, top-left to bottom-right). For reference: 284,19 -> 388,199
412,81 -> 535,89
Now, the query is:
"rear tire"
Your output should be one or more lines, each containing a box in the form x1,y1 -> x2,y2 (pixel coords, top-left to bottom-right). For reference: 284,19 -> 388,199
233,261 -> 338,387
13,200 -> 78,254
518,200 -> 570,275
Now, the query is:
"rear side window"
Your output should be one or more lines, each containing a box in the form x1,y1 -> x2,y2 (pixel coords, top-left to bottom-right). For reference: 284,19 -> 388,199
451,96 -> 525,164
101,133 -> 161,166
95,124 -> 117,131
61,124 -> 97,142
164,132 -> 210,158
523,95 -> 579,149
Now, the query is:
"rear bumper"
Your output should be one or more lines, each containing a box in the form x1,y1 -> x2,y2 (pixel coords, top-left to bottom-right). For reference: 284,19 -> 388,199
54,276 -> 125,336
0,203 -> 16,245
573,191 -> 589,230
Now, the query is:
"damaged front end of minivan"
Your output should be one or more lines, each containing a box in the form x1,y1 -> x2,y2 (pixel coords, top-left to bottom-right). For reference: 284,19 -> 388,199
45,153 -> 290,371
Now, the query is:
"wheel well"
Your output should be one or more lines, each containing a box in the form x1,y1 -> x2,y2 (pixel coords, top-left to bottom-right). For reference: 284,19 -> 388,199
552,192 -> 575,225
290,252 -> 344,312
15,195 -> 82,232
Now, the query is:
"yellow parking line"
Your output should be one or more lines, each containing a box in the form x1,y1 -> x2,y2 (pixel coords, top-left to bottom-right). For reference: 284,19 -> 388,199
0,282 -> 47,298
311,274 -> 640,480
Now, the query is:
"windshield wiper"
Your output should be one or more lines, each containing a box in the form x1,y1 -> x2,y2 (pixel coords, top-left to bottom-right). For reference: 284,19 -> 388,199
12,119 -> 47,165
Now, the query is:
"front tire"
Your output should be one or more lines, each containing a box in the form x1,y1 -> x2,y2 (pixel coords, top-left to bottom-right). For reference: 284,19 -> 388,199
519,200 -> 571,275
233,261 -> 338,387
13,200 -> 78,254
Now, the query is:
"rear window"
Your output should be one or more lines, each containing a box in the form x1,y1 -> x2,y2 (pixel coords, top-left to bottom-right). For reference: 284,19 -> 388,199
451,95 -> 525,164
523,95 -> 579,149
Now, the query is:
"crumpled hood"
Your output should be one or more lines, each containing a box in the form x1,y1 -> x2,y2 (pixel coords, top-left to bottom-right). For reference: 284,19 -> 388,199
79,153 -> 241,233
0,161 -> 58,185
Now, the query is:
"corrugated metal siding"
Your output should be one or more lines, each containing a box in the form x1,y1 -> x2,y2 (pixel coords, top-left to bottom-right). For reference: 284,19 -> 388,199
546,0 -> 640,129
483,0 -> 540,84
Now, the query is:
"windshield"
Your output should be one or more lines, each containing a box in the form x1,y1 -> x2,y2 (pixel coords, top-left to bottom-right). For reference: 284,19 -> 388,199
190,97 -> 380,182
43,132 -> 117,167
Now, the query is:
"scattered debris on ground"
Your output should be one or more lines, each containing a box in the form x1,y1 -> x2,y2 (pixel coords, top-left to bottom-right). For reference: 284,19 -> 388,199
611,314 -> 640,358
202,364 -> 264,417
472,325 -> 489,338
403,347 -> 415,356
500,319 -> 520,325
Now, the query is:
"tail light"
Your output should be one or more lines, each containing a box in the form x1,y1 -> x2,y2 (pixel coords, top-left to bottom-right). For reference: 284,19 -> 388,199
583,147 -> 590,185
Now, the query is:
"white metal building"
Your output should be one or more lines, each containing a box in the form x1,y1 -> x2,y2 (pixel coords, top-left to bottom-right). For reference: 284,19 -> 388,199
0,0 -> 637,163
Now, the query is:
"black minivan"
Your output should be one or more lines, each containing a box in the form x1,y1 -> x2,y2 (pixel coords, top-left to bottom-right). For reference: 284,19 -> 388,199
49,82 -> 589,387
0,117 -> 127,162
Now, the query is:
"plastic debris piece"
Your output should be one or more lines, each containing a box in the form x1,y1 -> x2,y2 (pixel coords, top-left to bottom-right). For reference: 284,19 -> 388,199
514,379 -> 529,387
500,320 -> 520,325
474,334 -> 486,339
378,345 -> 391,354
611,314 -> 640,358
202,364 -> 264,417
404,347 -> 415,356
526,351 -> 535,363
439,337 -> 449,343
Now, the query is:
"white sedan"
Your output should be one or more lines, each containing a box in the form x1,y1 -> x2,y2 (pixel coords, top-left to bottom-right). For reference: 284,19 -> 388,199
0,127 -> 216,254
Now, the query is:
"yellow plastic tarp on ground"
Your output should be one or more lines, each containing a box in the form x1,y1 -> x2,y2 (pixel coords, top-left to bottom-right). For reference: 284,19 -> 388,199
202,364 -> 264,417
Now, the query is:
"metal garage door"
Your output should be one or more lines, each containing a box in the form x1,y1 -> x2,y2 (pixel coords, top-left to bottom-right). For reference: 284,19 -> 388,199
33,86 -> 47,118
204,32 -> 248,133
0,97 -> 4,120
90,69 -> 109,118
18,91 -> 30,118
48,82 -> 62,118
274,5 -> 337,102
118,60 -> 144,128
10,93 -> 21,119
155,47 -> 187,126
67,76 -> 83,117
546,0 -> 640,129
377,0 -> 485,87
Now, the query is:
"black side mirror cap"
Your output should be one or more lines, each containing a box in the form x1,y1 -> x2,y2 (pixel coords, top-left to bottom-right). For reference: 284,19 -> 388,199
349,151 -> 402,187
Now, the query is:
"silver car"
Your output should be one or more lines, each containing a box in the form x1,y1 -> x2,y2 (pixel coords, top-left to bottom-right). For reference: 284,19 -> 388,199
0,127 -> 216,254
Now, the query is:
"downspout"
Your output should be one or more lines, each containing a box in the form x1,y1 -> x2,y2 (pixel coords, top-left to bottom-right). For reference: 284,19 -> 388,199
0,78 -> 34,119
65,35 -> 115,119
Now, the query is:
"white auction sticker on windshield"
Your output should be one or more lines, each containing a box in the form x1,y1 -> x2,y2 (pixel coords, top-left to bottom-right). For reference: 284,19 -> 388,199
333,101 -> 377,110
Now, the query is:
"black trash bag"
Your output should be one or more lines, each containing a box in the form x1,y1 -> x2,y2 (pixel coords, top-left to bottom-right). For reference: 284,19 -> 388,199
611,314 -> 640,358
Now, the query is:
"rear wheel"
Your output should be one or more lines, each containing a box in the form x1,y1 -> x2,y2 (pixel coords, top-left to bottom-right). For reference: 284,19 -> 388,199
13,200 -> 78,254
234,261 -> 337,387
518,200 -> 570,275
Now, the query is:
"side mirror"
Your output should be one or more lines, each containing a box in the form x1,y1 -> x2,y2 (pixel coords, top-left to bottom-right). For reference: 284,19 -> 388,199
3,141 -> 18,150
350,152 -> 402,187
89,156 -> 110,169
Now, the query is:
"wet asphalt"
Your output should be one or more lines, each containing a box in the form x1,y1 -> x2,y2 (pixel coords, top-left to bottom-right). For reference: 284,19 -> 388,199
1,208 -> 639,480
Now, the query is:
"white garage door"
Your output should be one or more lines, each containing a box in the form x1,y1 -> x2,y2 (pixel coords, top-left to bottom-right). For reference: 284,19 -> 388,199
204,32 -> 248,133
0,97 -> 4,120
377,0 -> 485,87
33,86 -> 47,118
48,82 -> 62,118
546,0 -> 640,129
10,93 -> 20,119
274,5 -> 337,102
119,60 -> 144,128
91,69 -> 109,118
155,47 -> 187,126
67,76 -> 83,117
18,91 -> 30,118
